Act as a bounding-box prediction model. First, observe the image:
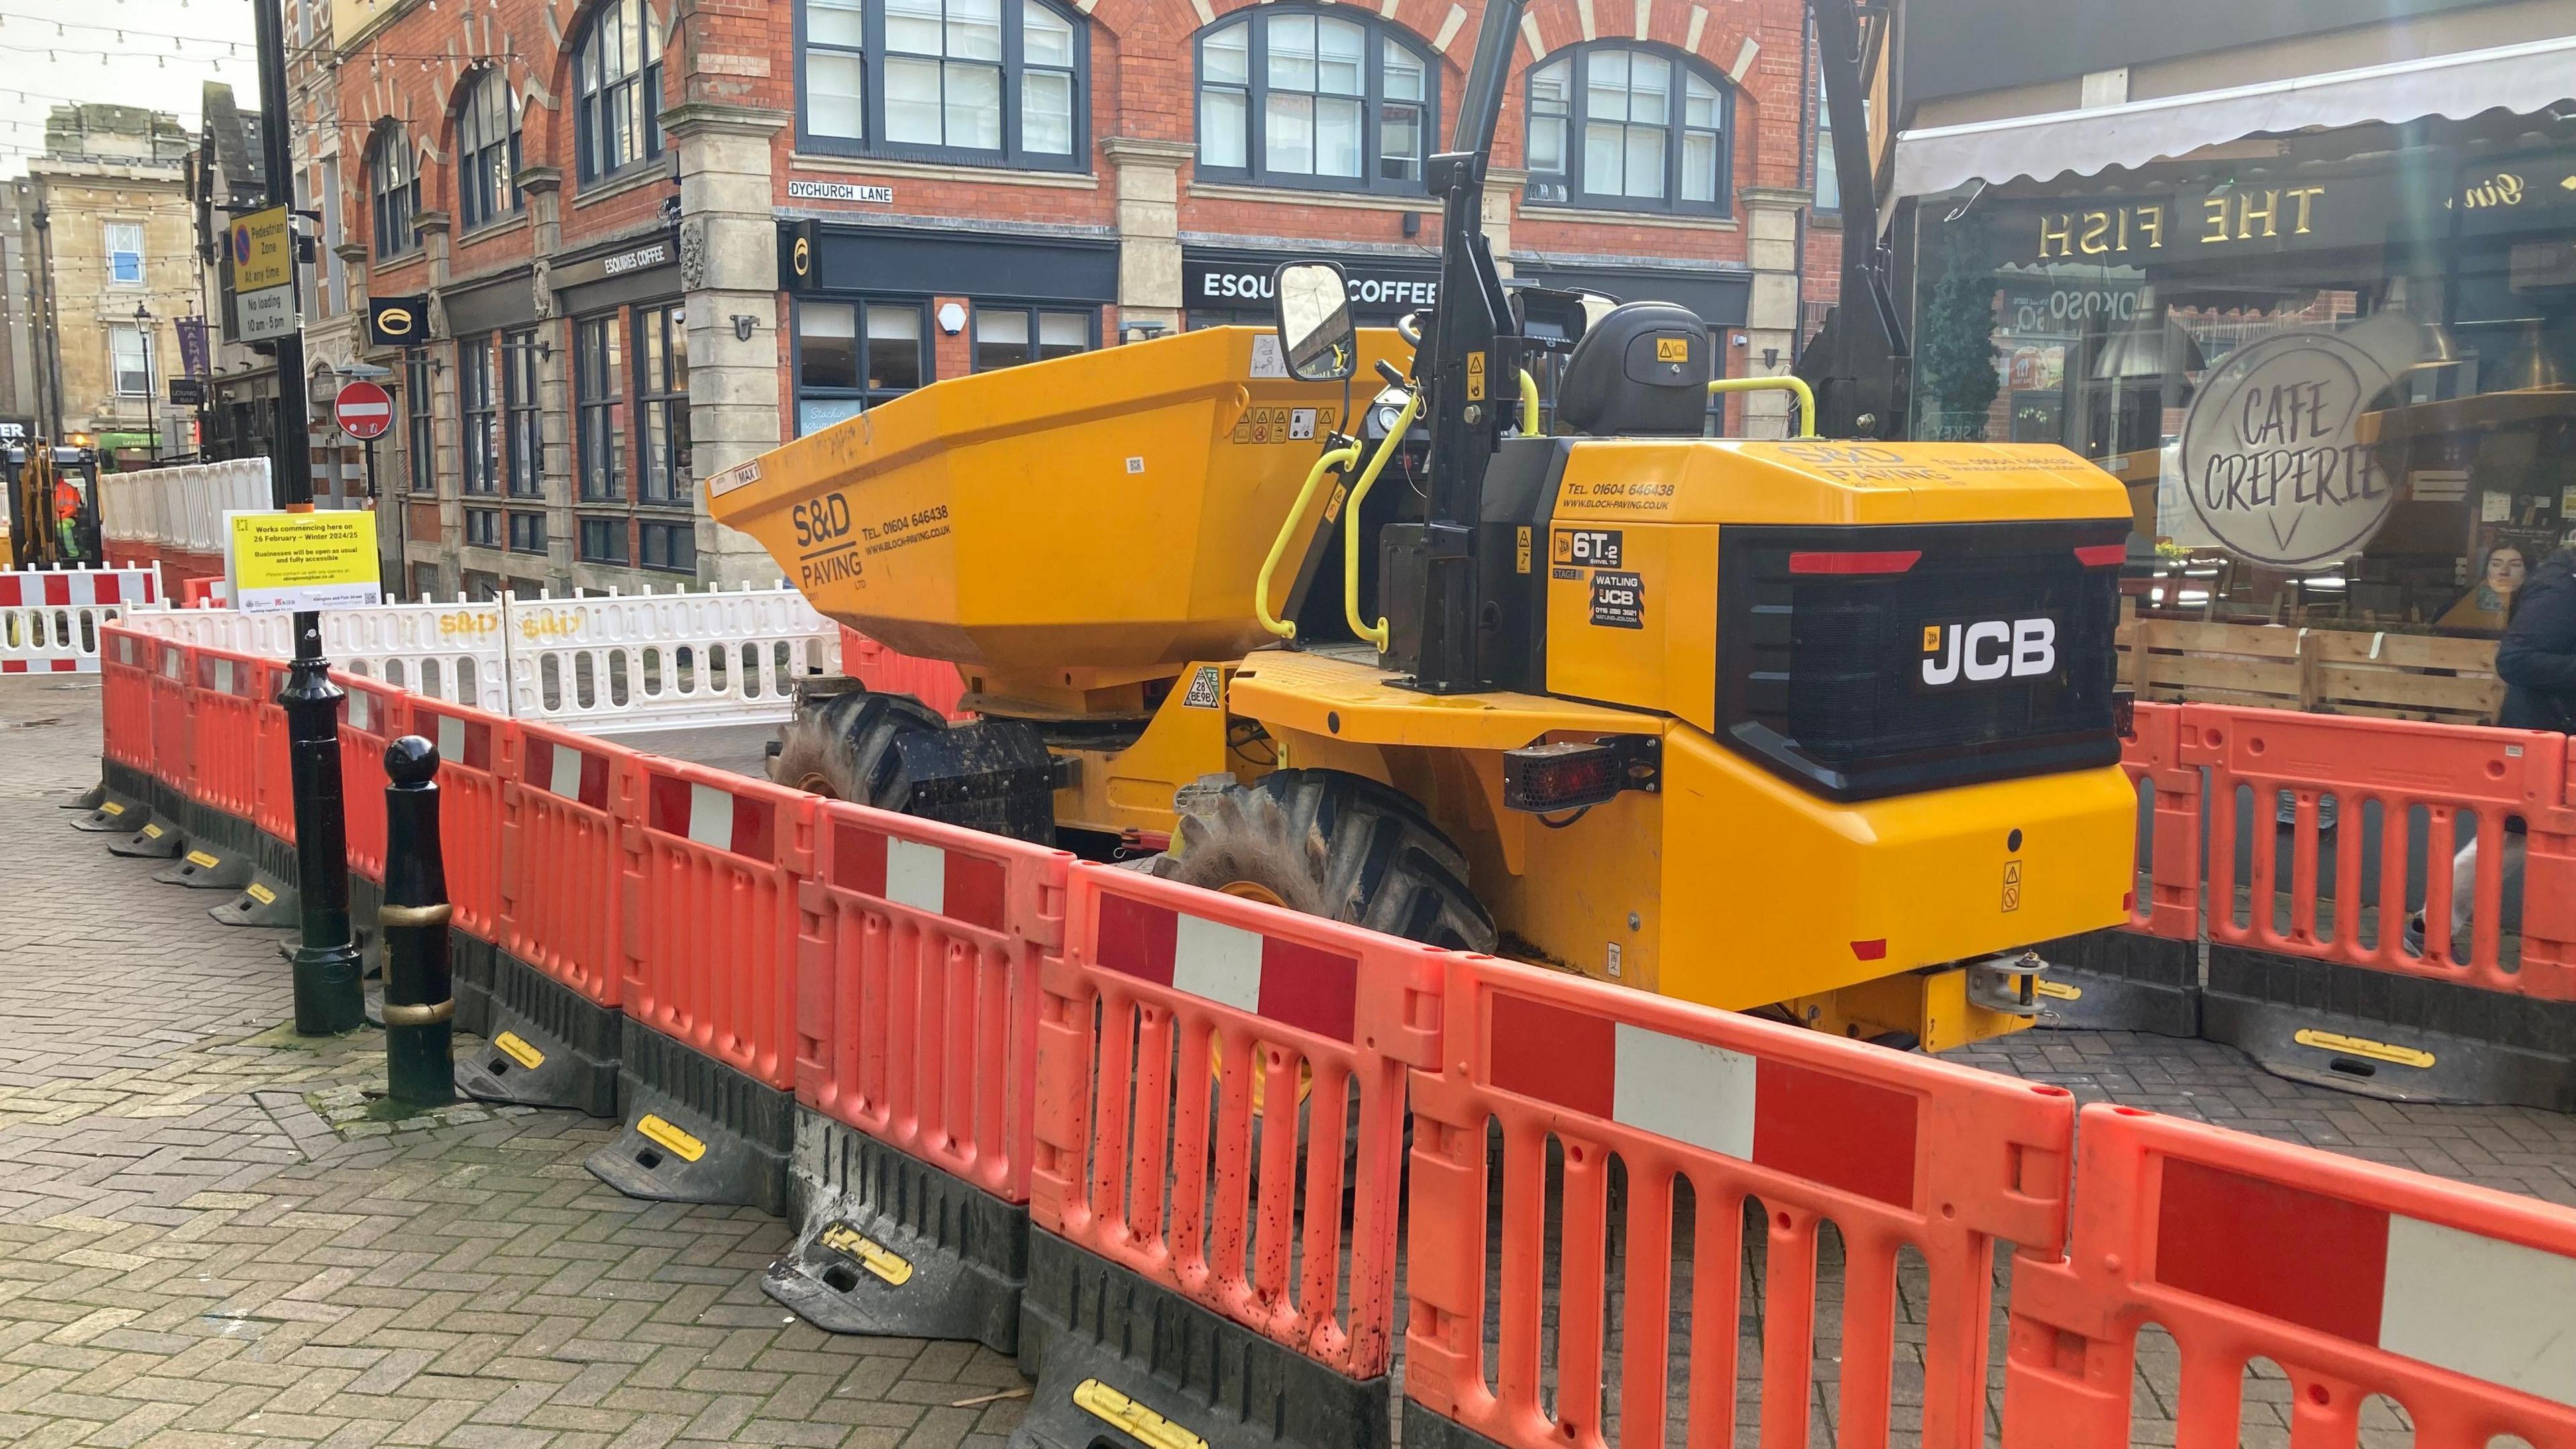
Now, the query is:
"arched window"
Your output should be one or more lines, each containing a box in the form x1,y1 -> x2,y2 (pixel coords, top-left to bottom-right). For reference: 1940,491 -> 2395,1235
797,0 -> 1085,168
574,0 -> 665,184
368,124 -> 419,259
1523,44 -> 1729,215
1195,6 -> 1436,194
458,68 -> 523,230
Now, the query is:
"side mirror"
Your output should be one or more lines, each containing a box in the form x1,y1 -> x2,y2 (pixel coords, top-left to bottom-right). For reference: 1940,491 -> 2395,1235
1273,260 -> 1357,382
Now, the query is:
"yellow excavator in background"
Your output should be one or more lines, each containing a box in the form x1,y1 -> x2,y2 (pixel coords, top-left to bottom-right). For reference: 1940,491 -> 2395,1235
709,0 -> 2139,1051
5,433 -> 101,571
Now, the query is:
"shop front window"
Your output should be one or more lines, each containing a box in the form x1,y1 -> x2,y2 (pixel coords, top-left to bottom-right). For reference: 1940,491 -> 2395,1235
796,299 -> 928,433
459,336 -> 499,496
972,305 -> 1091,370
1195,7 -> 1437,194
1522,44 -> 1726,214
575,314 -> 627,502
504,329 -> 543,497
405,356 -> 434,494
1909,113 -> 2576,647
636,304 -> 691,504
798,0 -> 1086,168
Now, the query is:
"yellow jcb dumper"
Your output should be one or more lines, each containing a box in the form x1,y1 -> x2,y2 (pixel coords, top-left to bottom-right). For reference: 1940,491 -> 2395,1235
710,0 -> 2137,1051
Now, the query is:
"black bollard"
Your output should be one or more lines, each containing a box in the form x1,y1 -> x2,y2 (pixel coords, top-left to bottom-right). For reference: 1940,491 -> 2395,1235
380,736 -> 457,1107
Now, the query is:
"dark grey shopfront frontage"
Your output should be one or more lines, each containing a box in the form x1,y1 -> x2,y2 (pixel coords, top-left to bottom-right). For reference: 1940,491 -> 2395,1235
781,219 -> 1120,435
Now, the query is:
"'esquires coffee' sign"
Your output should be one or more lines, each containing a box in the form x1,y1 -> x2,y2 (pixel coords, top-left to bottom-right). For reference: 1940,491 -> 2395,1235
2178,329 -> 2398,568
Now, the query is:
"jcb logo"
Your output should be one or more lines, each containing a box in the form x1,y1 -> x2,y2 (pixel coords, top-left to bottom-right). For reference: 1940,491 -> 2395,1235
1921,617 -> 2055,687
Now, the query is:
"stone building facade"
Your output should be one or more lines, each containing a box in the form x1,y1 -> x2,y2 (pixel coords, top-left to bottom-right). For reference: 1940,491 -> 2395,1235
21,107 -> 201,467
331,0 -> 1839,595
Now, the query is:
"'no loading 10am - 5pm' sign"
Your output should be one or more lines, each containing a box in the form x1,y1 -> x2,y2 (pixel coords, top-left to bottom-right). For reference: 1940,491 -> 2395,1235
2179,327 -> 2401,569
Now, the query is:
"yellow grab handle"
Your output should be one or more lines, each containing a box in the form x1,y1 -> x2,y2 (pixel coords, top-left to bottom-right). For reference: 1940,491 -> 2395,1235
1517,369 -> 1542,435
1256,439 -> 1363,640
1709,376 -> 1817,438
1344,392 -> 1424,651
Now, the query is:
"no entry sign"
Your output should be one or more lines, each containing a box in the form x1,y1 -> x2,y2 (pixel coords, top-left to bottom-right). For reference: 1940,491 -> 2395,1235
334,380 -> 393,441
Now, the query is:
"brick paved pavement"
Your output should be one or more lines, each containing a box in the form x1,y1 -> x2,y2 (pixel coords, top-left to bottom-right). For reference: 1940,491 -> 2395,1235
5,675 -> 2573,1448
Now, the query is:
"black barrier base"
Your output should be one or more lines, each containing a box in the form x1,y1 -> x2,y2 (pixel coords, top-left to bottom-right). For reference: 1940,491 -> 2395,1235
2034,930 -> 2201,1037
1399,1399 -> 1511,1449
455,951 -> 621,1118
211,873 -> 298,928
2203,945 -> 2576,1112
451,936 -> 496,1037
156,843 -> 256,891
1012,1234 -> 1389,1449
70,793 -> 145,832
107,816 -> 186,859
767,1110 -> 1027,1352
72,766 -> 147,831
64,780 -> 106,810
586,1020 -> 791,1215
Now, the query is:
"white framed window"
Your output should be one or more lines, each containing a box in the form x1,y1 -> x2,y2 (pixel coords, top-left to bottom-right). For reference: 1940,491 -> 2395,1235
111,326 -> 150,396
798,0 -> 1085,169
1195,6 -> 1436,194
1523,42 -> 1729,215
106,223 -> 144,286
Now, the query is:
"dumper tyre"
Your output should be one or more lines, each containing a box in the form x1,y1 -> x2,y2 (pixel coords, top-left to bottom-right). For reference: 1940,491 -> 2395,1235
768,688 -> 949,805
1149,767 -> 1497,953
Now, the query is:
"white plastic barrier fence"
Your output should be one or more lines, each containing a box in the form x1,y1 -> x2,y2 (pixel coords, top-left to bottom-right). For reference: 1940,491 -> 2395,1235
0,565 -> 162,674
100,459 -> 273,551
122,583 -> 840,730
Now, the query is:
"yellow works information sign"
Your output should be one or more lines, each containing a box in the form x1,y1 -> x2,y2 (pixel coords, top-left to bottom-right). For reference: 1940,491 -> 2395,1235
227,510 -> 383,613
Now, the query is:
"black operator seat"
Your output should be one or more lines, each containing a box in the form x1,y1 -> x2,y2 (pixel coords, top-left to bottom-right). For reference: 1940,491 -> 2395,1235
1553,301 -> 1714,437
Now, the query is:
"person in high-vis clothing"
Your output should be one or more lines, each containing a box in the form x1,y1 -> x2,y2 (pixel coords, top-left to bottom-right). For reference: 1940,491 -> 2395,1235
54,475 -> 82,559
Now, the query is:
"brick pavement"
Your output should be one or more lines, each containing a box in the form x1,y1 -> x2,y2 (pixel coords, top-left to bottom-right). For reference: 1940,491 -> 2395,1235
5,674 -> 2575,1448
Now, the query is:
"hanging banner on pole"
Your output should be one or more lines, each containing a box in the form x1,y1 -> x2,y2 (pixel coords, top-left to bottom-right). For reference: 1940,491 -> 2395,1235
226,509 -> 384,613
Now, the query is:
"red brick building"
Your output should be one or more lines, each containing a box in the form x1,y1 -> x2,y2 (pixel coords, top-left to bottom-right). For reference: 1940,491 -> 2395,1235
328,0 -> 1838,593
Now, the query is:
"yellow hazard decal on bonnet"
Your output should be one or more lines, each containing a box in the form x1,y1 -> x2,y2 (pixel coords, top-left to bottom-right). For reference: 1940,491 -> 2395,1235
2294,1028 -> 2433,1069
637,1114 -> 707,1162
492,1031 -> 545,1070
1073,1380 -> 1205,1449
818,1222 -> 914,1285
186,850 -> 220,869
245,883 -> 277,905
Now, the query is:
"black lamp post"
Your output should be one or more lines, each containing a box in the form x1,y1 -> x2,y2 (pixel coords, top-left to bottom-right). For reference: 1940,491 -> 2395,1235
133,303 -> 156,462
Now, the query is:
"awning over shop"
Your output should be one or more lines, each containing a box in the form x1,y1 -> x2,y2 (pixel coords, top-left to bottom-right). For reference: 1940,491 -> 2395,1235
1889,34 -> 2576,207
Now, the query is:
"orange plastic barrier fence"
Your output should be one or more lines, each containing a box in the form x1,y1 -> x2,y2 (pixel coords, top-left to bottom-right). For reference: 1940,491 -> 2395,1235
2186,705 -> 2576,1002
621,757 -> 816,1091
2002,1102 -> 2576,1448
2124,701 -> 2201,938
798,801 -> 1069,1201
405,695 -> 515,944
839,627 -> 970,720
333,672 -> 405,883
100,629 -> 152,772
187,648 -> 264,822
147,639 -> 195,802
1404,953 -> 2078,1449
250,660 -> 294,847
502,719 -> 637,1010
1031,865 -> 1443,1377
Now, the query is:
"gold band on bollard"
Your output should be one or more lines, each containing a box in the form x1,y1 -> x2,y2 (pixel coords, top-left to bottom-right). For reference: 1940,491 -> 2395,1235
379,902 -> 453,929
380,999 -> 455,1027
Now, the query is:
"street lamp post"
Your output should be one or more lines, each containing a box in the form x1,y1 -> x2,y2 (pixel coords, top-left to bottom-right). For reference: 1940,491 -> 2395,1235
133,304 -> 156,462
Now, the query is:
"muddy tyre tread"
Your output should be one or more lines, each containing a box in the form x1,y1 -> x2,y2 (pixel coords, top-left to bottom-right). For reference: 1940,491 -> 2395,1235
1148,768 -> 1496,952
767,688 -> 949,805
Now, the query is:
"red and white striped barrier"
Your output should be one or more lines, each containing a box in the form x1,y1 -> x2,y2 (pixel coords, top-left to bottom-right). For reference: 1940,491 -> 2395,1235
0,566 -> 160,673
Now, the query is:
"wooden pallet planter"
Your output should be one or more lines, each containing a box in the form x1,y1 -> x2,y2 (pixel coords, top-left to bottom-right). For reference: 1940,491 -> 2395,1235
2117,604 -> 2504,723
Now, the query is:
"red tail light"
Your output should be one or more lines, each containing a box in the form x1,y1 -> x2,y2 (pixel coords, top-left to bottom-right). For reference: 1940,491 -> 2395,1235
2074,543 -> 2128,567
1788,549 -> 1921,576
